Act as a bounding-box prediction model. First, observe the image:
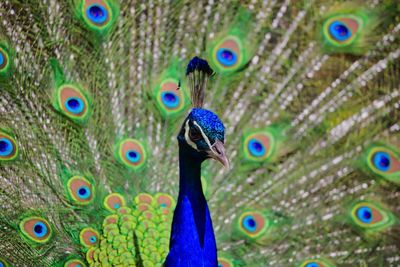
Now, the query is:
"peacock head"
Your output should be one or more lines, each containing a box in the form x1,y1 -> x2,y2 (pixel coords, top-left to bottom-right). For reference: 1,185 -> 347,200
177,56 -> 229,167
178,108 -> 228,167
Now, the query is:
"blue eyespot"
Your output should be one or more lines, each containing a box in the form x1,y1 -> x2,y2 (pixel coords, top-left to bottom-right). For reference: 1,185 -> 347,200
248,139 -> 265,157
329,21 -> 351,41
77,186 -> 91,200
89,236 -> 97,243
0,138 -> 13,157
65,97 -> 84,114
0,52 -> 4,66
242,215 -> 257,232
305,263 -> 320,267
86,4 -> 108,24
126,150 -> 141,163
216,48 -> 237,67
160,203 -> 167,208
33,222 -> 48,238
356,206 -> 373,224
373,152 -> 391,172
113,203 -> 120,209
161,92 -> 180,109
76,265 -> 82,267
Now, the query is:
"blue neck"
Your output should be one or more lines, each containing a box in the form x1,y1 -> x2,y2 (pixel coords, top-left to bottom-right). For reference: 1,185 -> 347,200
165,144 -> 217,266
178,147 -> 207,245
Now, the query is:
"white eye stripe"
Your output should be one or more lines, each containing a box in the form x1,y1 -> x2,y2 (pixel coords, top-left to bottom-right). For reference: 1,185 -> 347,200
193,121 -> 214,151
184,120 -> 198,150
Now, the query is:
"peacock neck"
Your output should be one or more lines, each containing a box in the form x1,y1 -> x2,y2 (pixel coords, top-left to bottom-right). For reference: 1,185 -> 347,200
177,145 -> 208,238
165,143 -> 217,266
178,147 -> 204,197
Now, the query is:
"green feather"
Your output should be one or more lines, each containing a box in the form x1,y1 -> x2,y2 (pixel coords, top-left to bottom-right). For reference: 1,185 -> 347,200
0,42 -> 12,78
297,258 -> 336,267
51,60 -> 92,124
74,0 -> 119,37
319,4 -> 379,55
207,8 -> 255,74
152,59 -> 189,118
0,1 -> 399,266
360,143 -> 400,184
348,200 -> 396,234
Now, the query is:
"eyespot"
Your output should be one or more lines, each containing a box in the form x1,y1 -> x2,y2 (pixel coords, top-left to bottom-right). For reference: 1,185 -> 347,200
161,92 -> 180,109
242,215 -> 258,232
0,49 -> 4,67
324,16 -> 360,46
79,227 -> 99,248
350,201 -> 395,231
365,145 -> 400,184
372,152 -> 391,171
0,258 -> 10,267
104,193 -> 126,212
328,21 -> 352,41
115,138 -> 147,171
0,46 -> 11,75
55,84 -> 90,124
237,211 -> 269,239
67,176 -> 94,205
135,193 -> 154,205
19,216 -> 52,243
242,130 -> 275,163
64,259 -> 87,267
353,203 -> 382,225
216,48 -> 237,67
218,257 -> 234,267
247,139 -> 265,157
80,0 -> 117,33
155,78 -> 187,118
86,4 -> 108,25
211,36 -> 244,73
356,206 -> 374,223
65,98 -> 84,114
321,11 -> 370,54
126,150 -> 140,163
299,258 -> 336,267
0,132 -> 18,161
155,193 -> 175,209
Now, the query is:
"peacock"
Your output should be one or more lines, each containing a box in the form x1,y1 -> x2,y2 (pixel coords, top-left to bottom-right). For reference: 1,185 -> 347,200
0,0 -> 399,266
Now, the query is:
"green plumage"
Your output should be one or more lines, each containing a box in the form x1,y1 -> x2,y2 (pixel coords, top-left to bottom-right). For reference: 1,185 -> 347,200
319,4 -> 379,55
0,42 -> 12,78
0,0 -> 399,266
207,8 -> 255,74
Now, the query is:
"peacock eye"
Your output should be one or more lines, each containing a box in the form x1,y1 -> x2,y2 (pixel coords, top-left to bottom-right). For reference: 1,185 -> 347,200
19,216 -> 52,243
349,201 -> 395,232
189,127 -> 202,141
79,227 -> 99,248
299,258 -> 335,267
67,176 -> 94,205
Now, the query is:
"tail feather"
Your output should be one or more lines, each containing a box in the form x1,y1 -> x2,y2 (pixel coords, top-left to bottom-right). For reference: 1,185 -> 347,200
0,1 -> 399,266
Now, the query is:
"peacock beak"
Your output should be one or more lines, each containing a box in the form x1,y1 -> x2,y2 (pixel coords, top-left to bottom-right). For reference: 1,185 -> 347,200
208,139 -> 229,169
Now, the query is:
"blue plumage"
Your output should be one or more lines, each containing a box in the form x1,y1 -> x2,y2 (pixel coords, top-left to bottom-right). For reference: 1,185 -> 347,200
165,58 -> 226,267
186,57 -> 214,76
189,108 -> 225,143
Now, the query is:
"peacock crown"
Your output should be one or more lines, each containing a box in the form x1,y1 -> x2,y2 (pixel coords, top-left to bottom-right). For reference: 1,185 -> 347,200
184,56 -> 225,145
